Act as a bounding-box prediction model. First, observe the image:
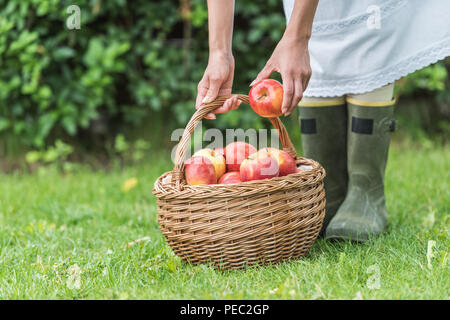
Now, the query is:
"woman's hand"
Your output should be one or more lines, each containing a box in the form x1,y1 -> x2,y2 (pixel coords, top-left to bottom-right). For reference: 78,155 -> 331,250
196,0 -> 238,120
195,53 -> 241,120
250,36 -> 312,116
249,0 -> 317,116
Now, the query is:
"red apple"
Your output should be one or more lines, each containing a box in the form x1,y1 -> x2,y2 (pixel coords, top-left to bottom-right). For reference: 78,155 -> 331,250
249,79 -> 284,118
193,148 -> 226,179
185,156 -> 216,185
264,147 -> 297,176
240,149 -> 279,182
225,142 -> 257,172
218,171 -> 242,185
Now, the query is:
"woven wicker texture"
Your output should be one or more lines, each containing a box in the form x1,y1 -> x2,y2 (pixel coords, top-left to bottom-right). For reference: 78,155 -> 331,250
153,95 -> 326,269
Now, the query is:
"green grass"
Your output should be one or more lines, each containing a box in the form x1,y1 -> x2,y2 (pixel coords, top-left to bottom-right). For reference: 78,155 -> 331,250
0,142 -> 448,300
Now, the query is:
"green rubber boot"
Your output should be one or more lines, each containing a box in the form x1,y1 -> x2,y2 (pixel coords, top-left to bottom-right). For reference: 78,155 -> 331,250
298,100 -> 348,235
325,99 -> 396,242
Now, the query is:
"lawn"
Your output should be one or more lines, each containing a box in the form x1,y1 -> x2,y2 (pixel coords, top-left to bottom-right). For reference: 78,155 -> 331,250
0,142 -> 448,300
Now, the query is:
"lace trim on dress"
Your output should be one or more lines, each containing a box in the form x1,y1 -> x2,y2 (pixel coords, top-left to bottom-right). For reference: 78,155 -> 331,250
304,37 -> 450,97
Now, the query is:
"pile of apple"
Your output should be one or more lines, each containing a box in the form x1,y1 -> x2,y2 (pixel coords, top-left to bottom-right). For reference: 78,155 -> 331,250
185,142 -> 300,185
185,78 -> 301,185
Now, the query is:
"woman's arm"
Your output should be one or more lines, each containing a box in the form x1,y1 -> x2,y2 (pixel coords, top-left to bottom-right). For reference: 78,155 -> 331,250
251,0 -> 318,116
195,0 -> 240,120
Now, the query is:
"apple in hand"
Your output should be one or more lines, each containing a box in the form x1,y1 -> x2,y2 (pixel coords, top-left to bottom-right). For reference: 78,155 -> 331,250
240,149 -> 279,182
194,148 -> 226,179
264,147 -> 297,176
185,156 -> 217,185
249,79 -> 284,118
225,141 -> 257,172
218,171 -> 242,185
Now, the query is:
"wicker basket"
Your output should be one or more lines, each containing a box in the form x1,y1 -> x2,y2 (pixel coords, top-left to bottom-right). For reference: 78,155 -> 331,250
153,94 -> 326,269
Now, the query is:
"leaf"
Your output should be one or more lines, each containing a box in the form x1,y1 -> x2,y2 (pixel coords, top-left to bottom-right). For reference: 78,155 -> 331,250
83,38 -> 104,67
53,47 -> 76,61
8,30 -> 38,53
37,112 -> 57,140
25,151 -> 41,163
114,134 -> 129,153
0,118 -> 10,131
61,116 -> 77,136
121,177 -> 138,192
38,85 -> 52,100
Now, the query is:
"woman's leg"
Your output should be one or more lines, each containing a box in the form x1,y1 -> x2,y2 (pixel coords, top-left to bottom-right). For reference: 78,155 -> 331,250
326,83 -> 396,241
298,96 -> 348,235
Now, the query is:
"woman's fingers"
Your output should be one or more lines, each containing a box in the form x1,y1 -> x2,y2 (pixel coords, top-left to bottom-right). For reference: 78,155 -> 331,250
196,77 -> 224,120
286,78 -> 304,116
303,74 -> 310,94
196,75 -> 223,111
232,98 -> 242,110
197,87 -> 237,120
281,75 -> 294,115
202,95 -> 240,120
202,78 -> 222,104
216,97 -> 233,114
195,54 -> 235,119
196,79 -> 209,109
250,64 -> 275,87
213,95 -> 241,114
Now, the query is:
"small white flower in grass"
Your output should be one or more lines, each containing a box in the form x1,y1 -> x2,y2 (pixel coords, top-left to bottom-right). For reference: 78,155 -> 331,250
107,249 -> 113,255
34,273 -> 48,281
427,240 -> 436,269
353,291 -> 363,300
289,290 -> 296,296
126,236 -> 150,248
268,288 -> 278,295
366,264 -> 381,290
66,264 -> 82,290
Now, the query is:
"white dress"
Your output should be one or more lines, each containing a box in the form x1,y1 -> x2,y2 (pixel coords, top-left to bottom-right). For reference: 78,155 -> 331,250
283,0 -> 450,97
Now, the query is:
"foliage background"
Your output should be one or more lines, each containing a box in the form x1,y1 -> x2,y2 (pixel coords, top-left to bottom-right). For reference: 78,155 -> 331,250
0,0 -> 449,164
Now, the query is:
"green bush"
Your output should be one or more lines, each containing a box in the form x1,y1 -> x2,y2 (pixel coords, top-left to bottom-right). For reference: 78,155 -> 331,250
396,58 -> 450,141
0,0 -> 287,150
0,0 -> 448,152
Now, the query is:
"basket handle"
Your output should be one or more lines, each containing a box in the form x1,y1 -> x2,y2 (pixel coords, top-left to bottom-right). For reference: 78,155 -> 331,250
171,94 -> 298,187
